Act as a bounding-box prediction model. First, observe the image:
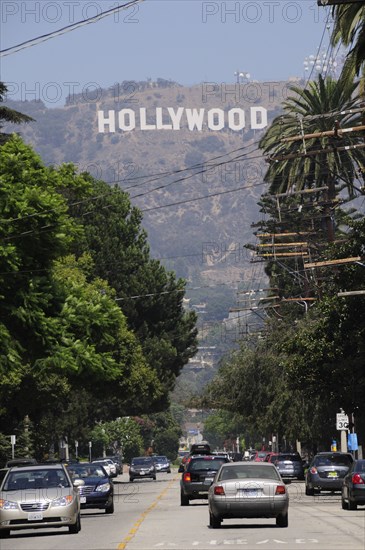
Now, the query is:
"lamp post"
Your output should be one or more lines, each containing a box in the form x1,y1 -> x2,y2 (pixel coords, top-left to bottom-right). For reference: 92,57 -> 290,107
234,71 -> 251,84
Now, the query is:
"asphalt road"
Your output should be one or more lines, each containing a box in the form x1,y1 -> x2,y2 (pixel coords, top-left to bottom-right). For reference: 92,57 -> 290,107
1,469 -> 364,550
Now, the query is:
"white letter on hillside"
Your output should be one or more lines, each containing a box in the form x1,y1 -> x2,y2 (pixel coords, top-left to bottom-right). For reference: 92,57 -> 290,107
228,108 -> 245,131
251,107 -> 267,130
140,108 -> 156,130
156,108 -> 173,130
118,109 -> 136,131
186,108 -> 205,131
167,107 -> 184,130
98,110 -> 115,133
207,108 -> 224,131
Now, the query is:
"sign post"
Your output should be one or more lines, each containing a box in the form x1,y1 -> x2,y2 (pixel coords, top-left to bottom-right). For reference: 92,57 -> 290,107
337,413 -> 349,453
10,435 -> 16,459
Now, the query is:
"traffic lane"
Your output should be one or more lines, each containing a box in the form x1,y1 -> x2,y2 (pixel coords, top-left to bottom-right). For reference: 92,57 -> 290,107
0,472 -> 173,550
122,479 -> 365,550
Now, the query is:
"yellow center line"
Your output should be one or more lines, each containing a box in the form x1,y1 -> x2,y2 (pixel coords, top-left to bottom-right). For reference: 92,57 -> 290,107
117,476 -> 179,549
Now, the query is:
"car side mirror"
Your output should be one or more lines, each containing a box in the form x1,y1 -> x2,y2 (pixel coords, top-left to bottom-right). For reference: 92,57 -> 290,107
73,479 -> 85,487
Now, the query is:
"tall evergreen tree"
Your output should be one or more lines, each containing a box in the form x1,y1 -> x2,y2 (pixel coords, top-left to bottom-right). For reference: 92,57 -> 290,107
0,82 -> 33,144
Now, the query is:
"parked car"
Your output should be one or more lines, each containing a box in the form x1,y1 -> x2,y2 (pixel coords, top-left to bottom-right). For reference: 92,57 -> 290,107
208,461 -> 289,528
152,455 -> 171,473
94,456 -> 122,475
66,462 -> 114,514
251,451 -> 270,462
92,459 -> 117,478
305,452 -> 354,495
341,459 -> 365,510
180,454 -> 230,505
266,452 -> 305,480
0,463 -> 81,538
129,456 -> 156,482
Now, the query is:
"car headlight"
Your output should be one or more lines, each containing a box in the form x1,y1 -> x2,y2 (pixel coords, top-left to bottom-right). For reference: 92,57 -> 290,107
51,495 -> 74,507
0,499 -> 18,510
96,483 -> 110,492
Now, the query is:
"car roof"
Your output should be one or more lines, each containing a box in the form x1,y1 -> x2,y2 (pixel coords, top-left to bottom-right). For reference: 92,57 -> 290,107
222,461 -> 276,467
8,463 -> 66,472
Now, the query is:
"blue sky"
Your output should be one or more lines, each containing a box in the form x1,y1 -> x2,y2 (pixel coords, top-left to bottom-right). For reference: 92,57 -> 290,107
1,1 -> 335,107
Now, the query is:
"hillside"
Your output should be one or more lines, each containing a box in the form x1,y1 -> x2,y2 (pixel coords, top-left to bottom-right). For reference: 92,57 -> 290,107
4,79 -> 293,328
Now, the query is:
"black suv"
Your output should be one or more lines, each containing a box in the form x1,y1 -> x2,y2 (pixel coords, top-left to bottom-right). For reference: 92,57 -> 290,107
180,455 -> 229,506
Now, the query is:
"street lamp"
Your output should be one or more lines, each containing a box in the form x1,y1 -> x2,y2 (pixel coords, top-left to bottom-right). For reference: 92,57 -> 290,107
234,71 -> 251,84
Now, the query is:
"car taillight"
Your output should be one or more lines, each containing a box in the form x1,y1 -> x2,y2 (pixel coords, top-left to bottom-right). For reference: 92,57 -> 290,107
352,473 -> 364,485
310,467 -> 318,474
275,485 -> 286,495
183,472 -> 191,483
214,486 -> 225,495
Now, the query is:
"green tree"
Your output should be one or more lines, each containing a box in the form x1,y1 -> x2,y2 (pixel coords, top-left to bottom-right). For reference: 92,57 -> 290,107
68,177 -> 198,405
0,82 -> 33,144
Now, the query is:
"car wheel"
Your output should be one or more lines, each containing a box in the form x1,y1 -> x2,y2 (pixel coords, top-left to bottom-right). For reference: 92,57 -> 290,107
69,513 -> 81,534
209,512 -> 221,528
167,469 -> 171,473
349,499 -> 357,511
180,492 -> 190,506
0,529 -> 10,538
153,475 -> 156,480
305,485 -> 314,496
276,512 -> 288,528
129,478 -> 134,482
105,501 -> 114,514
341,496 -> 349,510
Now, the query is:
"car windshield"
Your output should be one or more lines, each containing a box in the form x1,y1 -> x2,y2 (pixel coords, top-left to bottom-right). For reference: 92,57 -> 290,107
218,465 -> 281,481
132,458 -> 153,466
189,458 -> 226,472
68,465 -> 106,479
3,469 -> 70,490
313,455 -> 352,467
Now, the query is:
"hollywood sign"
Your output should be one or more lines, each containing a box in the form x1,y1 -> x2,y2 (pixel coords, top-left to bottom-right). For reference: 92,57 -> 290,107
97,107 -> 268,133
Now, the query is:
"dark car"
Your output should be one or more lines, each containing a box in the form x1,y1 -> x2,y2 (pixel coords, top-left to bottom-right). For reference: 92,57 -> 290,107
180,454 -> 230,505
129,457 -> 156,482
152,455 -> 171,473
341,459 -> 365,510
305,452 -> 354,495
5,458 -> 37,468
267,452 -> 305,480
66,462 -> 114,514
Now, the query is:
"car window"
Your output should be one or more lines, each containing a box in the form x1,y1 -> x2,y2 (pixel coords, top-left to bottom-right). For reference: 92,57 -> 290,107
189,458 -> 226,472
355,461 -> 365,472
277,454 -> 301,462
69,465 -> 106,478
3,469 -> 70,490
132,458 -> 153,466
313,455 -> 352,467
219,465 -> 281,481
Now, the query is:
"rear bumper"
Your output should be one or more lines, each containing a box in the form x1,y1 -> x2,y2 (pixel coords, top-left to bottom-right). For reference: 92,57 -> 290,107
210,497 -> 288,519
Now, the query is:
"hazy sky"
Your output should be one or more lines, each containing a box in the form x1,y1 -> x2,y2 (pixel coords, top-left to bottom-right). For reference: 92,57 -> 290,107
1,0 -> 335,107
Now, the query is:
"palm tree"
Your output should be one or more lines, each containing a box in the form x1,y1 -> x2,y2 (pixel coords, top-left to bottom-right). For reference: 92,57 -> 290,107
259,73 -> 365,200
331,3 -> 365,78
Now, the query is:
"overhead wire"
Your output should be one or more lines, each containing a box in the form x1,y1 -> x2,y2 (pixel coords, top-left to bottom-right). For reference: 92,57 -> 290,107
0,0 -> 145,57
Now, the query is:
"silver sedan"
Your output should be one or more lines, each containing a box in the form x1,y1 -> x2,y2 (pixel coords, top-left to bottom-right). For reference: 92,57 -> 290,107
208,461 -> 289,528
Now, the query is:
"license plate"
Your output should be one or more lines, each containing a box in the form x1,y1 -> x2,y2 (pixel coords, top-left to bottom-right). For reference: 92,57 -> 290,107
80,496 -> 87,503
205,477 -> 214,483
28,512 -> 43,521
328,472 -> 338,478
239,489 -> 259,497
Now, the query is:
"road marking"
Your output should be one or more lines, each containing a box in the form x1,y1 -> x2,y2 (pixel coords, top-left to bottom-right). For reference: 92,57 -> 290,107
117,476 -> 178,549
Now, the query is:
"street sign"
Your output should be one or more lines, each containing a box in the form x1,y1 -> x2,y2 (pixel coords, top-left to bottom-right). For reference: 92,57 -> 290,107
336,413 -> 349,430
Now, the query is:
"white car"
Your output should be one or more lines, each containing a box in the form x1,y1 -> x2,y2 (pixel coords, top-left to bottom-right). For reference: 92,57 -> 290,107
92,459 -> 117,477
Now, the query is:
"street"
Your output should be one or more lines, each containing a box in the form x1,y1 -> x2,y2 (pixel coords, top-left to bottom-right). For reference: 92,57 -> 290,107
1,468 -> 364,550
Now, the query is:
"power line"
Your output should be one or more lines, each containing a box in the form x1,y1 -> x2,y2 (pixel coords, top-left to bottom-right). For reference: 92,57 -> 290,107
0,0 -> 145,57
